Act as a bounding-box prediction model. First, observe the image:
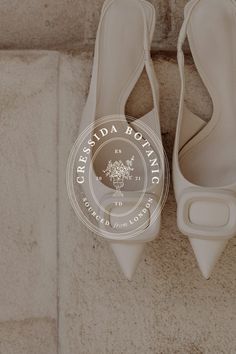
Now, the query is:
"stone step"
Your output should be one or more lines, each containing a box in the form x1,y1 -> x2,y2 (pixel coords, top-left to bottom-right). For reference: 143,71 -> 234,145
0,0 -> 188,51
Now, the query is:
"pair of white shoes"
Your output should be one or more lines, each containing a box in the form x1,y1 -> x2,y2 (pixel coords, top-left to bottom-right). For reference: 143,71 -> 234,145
67,0 -> 236,280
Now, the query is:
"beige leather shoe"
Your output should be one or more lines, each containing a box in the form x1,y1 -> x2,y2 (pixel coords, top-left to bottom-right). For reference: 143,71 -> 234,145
173,0 -> 236,279
67,0 -> 168,280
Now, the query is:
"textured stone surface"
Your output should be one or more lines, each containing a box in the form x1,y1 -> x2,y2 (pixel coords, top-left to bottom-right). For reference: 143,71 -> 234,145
58,51 -> 236,354
0,0 -> 189,51
1,49 -> 235,353
0,51 -> 58,352
0,318 -> 57,354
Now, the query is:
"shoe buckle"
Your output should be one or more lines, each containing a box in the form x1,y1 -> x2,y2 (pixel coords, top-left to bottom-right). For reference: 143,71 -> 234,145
177,189 -> 236,240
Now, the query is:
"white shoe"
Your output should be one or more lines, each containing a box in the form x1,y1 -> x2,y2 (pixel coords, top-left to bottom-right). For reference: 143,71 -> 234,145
173,0 -> 236,279
67,0 -> 168,280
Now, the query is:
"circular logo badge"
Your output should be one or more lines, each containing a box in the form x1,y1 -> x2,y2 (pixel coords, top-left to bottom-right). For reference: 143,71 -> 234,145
67,115 -> 169,240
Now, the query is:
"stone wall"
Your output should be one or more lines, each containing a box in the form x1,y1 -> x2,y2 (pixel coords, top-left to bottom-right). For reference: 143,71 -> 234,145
0,0 -> 188,51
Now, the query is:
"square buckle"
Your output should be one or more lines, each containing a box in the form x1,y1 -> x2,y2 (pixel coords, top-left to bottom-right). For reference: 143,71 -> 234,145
177,189 -> 236,240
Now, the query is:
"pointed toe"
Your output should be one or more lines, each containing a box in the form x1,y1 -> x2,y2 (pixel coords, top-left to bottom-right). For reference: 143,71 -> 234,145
189,238 -> 228,279
110,242 -> 145,280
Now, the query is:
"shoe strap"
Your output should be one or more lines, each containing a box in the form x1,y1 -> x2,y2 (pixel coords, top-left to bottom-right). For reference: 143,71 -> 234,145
176,0 -> 200,149
90,0 -> 160,122
140,0 -> 160,118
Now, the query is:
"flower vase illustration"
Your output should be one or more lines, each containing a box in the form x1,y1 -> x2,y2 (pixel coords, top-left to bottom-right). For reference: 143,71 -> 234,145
103,156 -> 135,197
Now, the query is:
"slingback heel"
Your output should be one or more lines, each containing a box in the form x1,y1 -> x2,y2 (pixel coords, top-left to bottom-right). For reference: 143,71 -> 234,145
173,0 -> 236,279
67,0 -> 168,280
